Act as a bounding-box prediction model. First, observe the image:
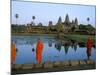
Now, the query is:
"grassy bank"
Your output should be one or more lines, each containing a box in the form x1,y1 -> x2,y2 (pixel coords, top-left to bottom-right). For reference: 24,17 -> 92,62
12,33 -> 57,36
63,34 -> 96,45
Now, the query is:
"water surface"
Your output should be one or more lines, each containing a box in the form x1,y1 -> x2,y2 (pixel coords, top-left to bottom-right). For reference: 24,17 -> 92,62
12,35 -> 96,64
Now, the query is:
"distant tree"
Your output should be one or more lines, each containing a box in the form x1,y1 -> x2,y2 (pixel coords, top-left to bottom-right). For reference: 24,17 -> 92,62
38,22 -> 43,26
75,18 -> 78,25
79,24 -> 86,30
87,17 -> 90,25
31,21 -> 35,26
32,16 -> 35,20
48,21 -> 53,32
32,16 -> 35,26
64,14 -> 70,25
57,16 -> 62,24
15,14 -> 19,25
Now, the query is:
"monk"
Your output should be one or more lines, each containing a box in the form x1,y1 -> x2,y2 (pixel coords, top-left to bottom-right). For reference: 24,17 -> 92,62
11,41 -> 16,64
36,38 -> 43,63
87,36 -> 92,59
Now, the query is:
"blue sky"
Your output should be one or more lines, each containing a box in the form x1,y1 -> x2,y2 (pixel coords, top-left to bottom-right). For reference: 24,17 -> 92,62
12,1 -> 96,27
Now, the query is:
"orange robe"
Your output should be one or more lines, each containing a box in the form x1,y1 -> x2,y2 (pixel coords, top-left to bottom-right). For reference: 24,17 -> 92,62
87,37 -> 92,57
87,37 -> 92,49
11,43 -> 16,64
36,40 -> 43,63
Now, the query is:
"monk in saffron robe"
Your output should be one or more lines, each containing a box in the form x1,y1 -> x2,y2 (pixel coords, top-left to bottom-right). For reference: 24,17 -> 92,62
36,38 -> 43,63
87,36 -> 92,59
11,42 -> 16,64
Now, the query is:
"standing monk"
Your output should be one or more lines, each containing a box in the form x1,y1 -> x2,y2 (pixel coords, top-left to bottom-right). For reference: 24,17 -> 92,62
11,41 -> 16,64
87,36 -> 92,59
36,38 -> 43,63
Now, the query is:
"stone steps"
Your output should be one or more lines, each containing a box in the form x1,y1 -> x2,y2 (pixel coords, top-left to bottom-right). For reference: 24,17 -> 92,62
12,60 -> 95,70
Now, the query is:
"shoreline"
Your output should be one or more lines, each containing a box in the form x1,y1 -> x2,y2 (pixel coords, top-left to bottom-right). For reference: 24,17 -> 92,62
12,33 -> 58,36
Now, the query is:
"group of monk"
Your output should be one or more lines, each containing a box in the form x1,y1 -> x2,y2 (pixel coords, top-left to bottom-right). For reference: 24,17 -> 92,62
11,35 -> 93,64
11,38 -> 44,64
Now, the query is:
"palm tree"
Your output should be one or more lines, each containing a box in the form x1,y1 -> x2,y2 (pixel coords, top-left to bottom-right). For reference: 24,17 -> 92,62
87,17 -> 90,25
32,16 -> 35,26
15,14 -> 19,25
